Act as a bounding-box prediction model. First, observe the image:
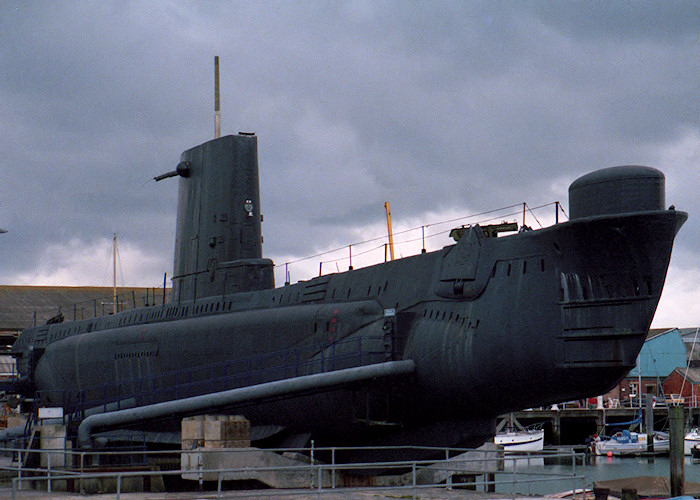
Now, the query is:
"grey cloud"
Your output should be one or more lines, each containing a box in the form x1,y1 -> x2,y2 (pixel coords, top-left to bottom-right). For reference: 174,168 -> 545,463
0,1 -> 697,318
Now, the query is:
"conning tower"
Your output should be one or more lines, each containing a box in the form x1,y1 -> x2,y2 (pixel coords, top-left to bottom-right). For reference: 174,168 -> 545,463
172,134 -> 274,301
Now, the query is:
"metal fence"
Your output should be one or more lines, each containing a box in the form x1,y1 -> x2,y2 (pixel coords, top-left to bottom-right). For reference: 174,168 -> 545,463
0,444 -> 587,499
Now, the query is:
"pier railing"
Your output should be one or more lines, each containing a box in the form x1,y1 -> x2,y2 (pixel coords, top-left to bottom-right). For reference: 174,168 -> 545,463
0,445 -> 587,499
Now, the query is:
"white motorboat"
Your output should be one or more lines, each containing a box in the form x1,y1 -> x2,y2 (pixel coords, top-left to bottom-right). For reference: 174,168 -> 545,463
685,428 -> 700,455
592,430 -> 669,456
494,426 -> 545,452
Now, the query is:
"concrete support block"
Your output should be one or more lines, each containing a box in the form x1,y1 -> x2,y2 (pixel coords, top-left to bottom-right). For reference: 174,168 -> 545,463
181,447 -> 329,488
183,414 -> 251,450
38,424 -> 69,468
181,415 -> 205,450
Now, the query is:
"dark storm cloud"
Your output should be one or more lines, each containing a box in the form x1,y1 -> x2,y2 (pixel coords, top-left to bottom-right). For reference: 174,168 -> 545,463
0,1 -> 697,325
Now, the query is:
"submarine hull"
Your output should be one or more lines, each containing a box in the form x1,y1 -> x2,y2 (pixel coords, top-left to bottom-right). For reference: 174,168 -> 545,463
9,137 -> 687,453
29,209 -> 685,449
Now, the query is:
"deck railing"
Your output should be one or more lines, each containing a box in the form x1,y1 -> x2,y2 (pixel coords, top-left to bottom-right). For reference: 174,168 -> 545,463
0,445 -> 586,499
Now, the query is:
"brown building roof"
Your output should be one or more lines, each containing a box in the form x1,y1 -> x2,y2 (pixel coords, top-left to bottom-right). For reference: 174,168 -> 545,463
0,285 -> 170,334
670,367 -> 700,385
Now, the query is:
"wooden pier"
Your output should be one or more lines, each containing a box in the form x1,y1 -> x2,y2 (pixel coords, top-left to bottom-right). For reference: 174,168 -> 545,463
497,406 -> 699,445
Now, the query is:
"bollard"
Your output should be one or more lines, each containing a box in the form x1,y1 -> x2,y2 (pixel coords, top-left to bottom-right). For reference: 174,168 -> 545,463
669,404 -> 685,496
621,488 -> 638,500
594,487 -> 610,500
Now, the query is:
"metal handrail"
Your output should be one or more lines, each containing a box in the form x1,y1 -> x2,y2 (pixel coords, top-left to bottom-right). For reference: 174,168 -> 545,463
0,445 -> 586,499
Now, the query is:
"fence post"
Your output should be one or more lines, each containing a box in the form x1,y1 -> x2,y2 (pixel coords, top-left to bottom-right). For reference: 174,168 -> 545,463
447,448 -> 453,490
412,462 -> 417,500
331,448 -> 336,488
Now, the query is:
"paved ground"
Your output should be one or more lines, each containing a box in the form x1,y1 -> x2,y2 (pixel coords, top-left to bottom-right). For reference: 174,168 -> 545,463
0,487 -> 534,499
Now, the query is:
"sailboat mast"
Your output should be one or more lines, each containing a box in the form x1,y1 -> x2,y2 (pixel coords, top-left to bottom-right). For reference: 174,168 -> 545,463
113,233 -> 117,315
214,55 -> 221,139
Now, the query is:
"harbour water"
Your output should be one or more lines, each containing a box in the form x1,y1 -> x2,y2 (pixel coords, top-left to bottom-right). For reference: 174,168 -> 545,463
496,455 -> 700,496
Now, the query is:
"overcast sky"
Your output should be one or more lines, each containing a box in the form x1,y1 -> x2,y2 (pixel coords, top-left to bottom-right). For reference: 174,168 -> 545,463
1,1 -> 698,328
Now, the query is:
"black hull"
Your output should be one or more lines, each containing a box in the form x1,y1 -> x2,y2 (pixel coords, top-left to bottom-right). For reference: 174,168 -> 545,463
23,208 -> 685,449
8,137 -> 687,453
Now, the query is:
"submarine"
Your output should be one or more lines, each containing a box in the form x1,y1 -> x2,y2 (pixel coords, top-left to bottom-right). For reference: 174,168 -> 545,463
7,133 -> 687,453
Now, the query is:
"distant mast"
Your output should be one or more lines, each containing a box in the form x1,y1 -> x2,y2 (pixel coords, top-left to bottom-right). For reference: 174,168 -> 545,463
214,56 -> 221,139
113,233 -> 117,315
384,202 -> 395,261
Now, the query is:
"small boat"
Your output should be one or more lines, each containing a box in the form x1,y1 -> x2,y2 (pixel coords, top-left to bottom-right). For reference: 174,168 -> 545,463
592,430 -> 669,456
685,428 -> 700,455
494,425 -> 545,452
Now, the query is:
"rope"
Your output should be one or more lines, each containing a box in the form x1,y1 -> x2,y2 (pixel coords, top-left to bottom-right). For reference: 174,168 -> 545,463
681,327 -> 700,398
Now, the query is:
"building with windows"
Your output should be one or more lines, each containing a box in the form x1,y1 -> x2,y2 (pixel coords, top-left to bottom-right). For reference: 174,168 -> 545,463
605,328 -> 688,405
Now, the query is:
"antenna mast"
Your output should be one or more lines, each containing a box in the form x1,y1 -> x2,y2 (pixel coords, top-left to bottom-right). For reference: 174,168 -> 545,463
214,56 -> 221,138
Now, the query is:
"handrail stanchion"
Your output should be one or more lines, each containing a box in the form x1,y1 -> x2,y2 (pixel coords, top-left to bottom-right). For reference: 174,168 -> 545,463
47,451 -> 52,492
331,447 -> 336,488
445,448 -> 451,490
80,451 -> 85,492
412,462 -> 417,500
217,471 -> 223,498
17,449 -> 22,490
